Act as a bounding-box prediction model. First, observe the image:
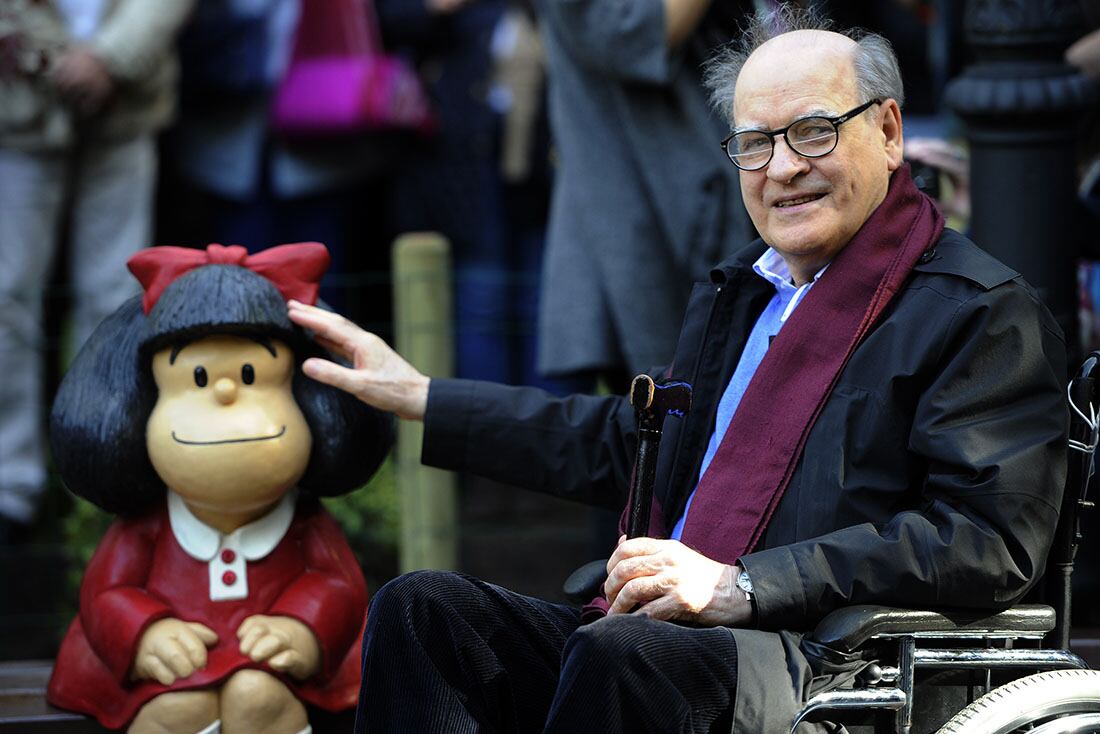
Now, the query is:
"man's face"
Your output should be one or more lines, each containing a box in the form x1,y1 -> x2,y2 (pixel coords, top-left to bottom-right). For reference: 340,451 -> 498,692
732,31 -> 903,283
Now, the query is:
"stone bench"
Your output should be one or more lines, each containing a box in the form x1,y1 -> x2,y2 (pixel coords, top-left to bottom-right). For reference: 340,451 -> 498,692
0,660 -> 355,733
0,660 -> 103,733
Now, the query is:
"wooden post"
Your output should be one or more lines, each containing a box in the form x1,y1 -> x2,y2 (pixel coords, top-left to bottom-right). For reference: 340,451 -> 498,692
392,233 -> 459,572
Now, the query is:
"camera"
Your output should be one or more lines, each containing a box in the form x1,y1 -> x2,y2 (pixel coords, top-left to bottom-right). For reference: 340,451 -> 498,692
908,159 -> 941,201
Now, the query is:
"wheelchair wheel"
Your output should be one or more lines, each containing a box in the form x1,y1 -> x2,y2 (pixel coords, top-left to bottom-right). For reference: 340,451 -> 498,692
937,669 -> 1100,733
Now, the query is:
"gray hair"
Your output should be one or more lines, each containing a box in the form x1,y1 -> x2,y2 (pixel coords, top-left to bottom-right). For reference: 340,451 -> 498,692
703,4 -> 905,126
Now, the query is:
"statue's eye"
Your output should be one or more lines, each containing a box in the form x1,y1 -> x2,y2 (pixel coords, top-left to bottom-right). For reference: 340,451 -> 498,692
194,366 -> 208,387
242,364 -> 255,385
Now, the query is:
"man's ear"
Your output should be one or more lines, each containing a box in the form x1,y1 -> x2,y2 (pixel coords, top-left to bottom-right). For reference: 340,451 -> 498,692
880,98 -> 904,171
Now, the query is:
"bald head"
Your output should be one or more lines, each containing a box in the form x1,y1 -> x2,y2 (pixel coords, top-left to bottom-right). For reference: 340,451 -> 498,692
703,11 -> 904,126
743,29 -> 859,77
736,31 -> 860,128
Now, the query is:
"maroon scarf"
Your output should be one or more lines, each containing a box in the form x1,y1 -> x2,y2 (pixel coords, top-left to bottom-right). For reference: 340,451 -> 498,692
678,164 -> 944,564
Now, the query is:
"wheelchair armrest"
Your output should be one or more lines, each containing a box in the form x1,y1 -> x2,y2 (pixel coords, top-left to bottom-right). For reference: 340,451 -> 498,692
562,559 -> 609,604
807,604 -> 1056,654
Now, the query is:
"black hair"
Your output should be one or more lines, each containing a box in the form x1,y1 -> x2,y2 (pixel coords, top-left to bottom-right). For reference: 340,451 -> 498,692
50,264 -> 393,516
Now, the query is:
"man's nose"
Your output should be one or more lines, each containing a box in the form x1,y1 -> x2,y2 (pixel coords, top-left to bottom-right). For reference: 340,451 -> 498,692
214,377 -> 238,405
766,136 -> 810,182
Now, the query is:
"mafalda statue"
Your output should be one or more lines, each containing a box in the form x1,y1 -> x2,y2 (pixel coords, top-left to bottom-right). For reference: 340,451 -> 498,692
46,243 -> 392,734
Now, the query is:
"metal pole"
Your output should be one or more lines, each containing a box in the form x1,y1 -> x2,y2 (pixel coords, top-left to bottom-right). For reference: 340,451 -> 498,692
393,232 -> 459,572
944,0 -> 1097,349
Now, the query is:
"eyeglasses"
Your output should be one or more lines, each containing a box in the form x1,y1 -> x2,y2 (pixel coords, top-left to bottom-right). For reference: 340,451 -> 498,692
720,99 -> 883,171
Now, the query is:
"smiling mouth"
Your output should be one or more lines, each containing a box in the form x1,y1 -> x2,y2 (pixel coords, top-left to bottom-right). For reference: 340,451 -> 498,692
775,193 -> 825,208
172,426 -> 287,445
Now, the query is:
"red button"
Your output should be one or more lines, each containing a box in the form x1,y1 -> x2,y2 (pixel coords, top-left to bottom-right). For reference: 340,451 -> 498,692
222,571 -> 237,585
221,549 -> 236,563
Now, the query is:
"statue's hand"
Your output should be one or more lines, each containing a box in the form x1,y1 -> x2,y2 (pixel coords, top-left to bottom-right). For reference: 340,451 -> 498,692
132,618 -> 219,685
237,614 -> 321,680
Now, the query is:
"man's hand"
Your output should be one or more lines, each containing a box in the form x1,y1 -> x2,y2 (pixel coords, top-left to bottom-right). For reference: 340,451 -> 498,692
132,618 -> 219,685
51,46 -> 114,116
664,0 -> 713,48
237,614 -> 321,680
604,536 -> 752,627
426,0 -> 474,15
287,300 -> 430,420
1068,28 -> 1100,80
904,137 -> 970,221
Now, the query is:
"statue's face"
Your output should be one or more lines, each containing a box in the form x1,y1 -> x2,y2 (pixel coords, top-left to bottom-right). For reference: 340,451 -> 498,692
147,335 -> 311,518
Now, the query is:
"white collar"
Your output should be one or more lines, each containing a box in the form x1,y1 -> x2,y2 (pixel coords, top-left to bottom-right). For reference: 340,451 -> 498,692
168,489 -> 297,562
752,247 -> 829,295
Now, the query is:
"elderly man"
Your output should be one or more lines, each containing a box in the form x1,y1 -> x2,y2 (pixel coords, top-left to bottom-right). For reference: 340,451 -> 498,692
288,8 -> 1067,733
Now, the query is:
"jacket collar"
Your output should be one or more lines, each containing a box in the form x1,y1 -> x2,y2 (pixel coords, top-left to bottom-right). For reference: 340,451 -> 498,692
168,489 -> 297,562
709,239 -> 769,286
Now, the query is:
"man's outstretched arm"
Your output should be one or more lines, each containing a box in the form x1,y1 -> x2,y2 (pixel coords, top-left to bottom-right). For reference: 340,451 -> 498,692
287,300 -> 638,508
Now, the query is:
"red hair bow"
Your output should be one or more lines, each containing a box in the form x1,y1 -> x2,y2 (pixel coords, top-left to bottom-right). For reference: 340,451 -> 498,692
128,243 -> 331,314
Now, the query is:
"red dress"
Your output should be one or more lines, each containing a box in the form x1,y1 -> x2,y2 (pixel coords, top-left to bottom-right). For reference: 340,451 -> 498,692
47,496 -> 368,729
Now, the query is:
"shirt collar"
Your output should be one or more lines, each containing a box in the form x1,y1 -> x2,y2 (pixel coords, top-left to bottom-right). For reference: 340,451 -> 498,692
751,247 -> 829,295
168,489 -> 297,562
752,247 -> 832,323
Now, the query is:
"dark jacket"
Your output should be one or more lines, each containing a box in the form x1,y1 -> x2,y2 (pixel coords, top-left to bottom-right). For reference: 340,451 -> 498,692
423,229 -> 1068,633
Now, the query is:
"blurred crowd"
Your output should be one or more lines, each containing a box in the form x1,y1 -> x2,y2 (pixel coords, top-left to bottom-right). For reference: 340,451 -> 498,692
2,0 -> 1099,543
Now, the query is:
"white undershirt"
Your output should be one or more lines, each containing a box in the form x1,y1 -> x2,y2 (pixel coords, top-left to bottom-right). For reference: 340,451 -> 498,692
54,0 -> 107,40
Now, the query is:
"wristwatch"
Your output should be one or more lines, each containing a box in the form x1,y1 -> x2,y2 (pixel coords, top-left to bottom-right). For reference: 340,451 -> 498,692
736,568 -> 755,603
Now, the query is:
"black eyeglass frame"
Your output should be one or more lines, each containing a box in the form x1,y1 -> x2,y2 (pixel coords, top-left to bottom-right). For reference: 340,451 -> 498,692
720,99 -> 884,171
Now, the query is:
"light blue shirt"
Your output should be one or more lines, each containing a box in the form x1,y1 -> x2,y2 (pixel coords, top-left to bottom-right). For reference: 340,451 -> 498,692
670,249 -> 825,540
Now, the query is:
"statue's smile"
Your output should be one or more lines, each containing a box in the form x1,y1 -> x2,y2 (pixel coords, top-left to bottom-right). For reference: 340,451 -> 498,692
171,426 -> 287,445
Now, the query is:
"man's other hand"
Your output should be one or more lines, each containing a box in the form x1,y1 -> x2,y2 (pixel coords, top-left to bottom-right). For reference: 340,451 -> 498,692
904,137 -> 970,221
287,301 -> 430,420
604,536 -> 752,627
51,46 -> 114,116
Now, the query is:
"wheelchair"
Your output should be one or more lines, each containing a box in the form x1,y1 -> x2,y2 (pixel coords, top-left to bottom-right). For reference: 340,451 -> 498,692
789,353 -> 1100,733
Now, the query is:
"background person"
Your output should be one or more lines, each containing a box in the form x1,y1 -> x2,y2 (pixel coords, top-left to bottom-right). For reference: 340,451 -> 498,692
533,0 -> 757,393
0,0 -> 195,539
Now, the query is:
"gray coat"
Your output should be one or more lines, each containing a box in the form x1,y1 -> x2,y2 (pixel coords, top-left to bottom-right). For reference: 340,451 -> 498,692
535,0 -> 754,376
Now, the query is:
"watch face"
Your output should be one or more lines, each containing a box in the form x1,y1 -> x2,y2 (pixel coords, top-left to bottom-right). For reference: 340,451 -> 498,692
738,570 -> 754,594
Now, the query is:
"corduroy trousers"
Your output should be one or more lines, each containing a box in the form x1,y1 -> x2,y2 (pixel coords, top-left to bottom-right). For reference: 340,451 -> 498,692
356,570 -> 739,733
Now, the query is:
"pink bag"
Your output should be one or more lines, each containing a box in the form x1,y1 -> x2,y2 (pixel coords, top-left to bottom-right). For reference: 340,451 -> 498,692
272,0 -> 435,137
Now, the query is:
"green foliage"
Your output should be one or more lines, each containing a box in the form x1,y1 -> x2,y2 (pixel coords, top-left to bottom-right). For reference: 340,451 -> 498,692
61,494 -> 112,599
48,491 -> 111,645
323,455 -> 400,589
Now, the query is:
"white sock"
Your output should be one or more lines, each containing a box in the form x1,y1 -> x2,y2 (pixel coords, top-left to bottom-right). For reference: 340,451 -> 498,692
295,727 -> 312,734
